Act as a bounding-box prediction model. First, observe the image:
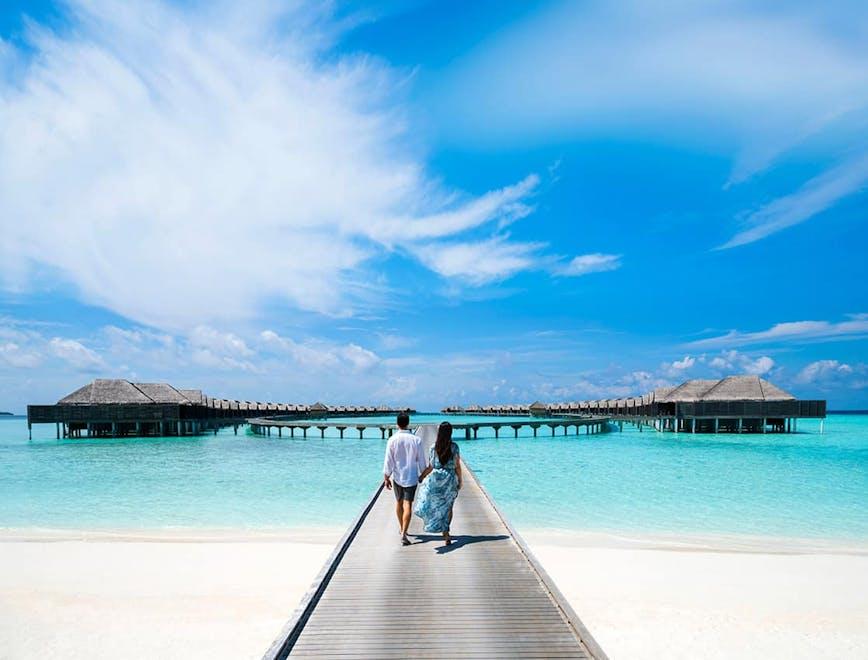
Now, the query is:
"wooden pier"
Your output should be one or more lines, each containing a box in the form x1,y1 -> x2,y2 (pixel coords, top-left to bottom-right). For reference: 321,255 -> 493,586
247,416 -> 610,440
264,462 -> 606,659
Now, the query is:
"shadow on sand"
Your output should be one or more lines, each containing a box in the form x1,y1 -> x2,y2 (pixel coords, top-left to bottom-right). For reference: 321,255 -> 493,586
412,533 -> 509,554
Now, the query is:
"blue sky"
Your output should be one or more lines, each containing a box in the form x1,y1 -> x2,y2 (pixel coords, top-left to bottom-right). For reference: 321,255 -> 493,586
0,0 -> 866,411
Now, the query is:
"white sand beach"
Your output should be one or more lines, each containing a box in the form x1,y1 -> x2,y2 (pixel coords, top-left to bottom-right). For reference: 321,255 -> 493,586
0,530 -> 340,660
525,531 -> 868,660
1,529 -> 867,659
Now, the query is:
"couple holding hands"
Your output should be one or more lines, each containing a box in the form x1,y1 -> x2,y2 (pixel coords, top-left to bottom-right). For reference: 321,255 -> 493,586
382,414 -> 462,547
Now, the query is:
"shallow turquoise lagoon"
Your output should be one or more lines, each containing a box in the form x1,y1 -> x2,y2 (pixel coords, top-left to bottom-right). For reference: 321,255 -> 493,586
1,415 -> 866,541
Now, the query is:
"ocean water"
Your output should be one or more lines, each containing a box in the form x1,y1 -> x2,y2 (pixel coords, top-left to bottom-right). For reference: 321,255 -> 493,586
1,415 -> 866,541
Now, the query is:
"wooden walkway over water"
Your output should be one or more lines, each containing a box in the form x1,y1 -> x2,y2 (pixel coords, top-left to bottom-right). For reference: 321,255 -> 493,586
264,463 -> 606,659
248,416 -> 610,439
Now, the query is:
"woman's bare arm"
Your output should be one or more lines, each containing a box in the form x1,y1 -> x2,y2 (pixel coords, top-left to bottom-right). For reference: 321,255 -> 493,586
418,465 -> 432,482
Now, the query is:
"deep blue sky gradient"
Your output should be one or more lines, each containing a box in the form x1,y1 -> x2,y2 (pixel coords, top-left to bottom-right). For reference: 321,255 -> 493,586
0,0 -> 865,410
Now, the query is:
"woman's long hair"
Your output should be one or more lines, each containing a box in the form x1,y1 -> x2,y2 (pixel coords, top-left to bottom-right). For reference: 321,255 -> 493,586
435,422 -> 453,465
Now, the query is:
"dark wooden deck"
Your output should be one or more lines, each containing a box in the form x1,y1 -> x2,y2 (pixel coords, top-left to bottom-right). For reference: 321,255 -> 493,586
264,463 -> 606,659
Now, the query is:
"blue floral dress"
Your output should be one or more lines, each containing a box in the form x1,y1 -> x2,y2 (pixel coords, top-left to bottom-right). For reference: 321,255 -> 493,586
413,443 -> 460,533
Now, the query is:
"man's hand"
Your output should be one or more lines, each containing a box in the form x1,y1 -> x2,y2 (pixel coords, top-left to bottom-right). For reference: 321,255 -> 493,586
384,475 -> 393,490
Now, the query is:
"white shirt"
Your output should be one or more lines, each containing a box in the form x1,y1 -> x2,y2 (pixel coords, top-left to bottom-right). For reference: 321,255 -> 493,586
383,430 -> 427,487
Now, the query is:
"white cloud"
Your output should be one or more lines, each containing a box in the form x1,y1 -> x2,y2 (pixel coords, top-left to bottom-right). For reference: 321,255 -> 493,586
796,359 -> 852,383
671,356 -> 695,370
719,153 -> 868,248
660,355 -> 695,378
0,0 -> 542,331
559,253 -> 622,277
374,175 -> 540,242
795,359 -> 866,389
339,344 -> 381,371
412,236 -> 547,285
188,326 -> 257,371
708,350 -> 775,376
688,315 -> 868,349
376,333 -> 417,351
375,375 -> 418,400
260,329 -> 380,372
0,342 -> 42,368
190,326 -> 253,358
48,338 -> 105,371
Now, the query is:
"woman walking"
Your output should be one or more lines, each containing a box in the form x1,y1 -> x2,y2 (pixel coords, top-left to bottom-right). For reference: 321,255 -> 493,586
414,422 -> 462,546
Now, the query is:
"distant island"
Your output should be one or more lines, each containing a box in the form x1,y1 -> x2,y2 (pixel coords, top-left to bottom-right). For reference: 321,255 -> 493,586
0,411 -> 12,416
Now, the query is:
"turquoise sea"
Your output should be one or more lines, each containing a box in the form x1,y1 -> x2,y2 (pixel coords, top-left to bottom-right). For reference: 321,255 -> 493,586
1,414 -> 866,541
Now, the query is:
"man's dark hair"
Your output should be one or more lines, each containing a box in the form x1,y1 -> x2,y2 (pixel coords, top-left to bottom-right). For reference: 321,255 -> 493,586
396,412 -> 410,429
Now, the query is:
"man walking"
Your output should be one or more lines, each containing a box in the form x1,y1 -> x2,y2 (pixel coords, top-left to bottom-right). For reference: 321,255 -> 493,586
383,412 -> 427,546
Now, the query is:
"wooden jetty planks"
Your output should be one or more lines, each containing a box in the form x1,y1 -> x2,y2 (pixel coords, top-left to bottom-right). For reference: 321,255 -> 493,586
265,462 -> 606,659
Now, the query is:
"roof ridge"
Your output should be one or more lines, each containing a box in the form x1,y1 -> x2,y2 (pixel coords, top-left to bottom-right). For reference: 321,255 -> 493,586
129,381 -> 156,403
701,377 -> 729,398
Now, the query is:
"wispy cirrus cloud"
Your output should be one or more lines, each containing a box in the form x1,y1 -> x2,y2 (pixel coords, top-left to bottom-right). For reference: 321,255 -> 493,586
431,0 -> 868,247
558,253 -> 622,277
432,1 -> 868,176
687,314 -> 868,349
719,153 -> 868,248
411,236 -> 547,285
0,0 -> 569,332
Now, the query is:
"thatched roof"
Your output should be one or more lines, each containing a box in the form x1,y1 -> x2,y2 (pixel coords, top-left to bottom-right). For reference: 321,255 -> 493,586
58,379 -> 153,405
309,402 -> 329,412
57,383 -> 96,404
178,389 -> 203,404
657,380 -> 719,403
701,375 -> 795,401
652,386 -> 675,401
659,376 -> 796,403
134,383 -> 191,404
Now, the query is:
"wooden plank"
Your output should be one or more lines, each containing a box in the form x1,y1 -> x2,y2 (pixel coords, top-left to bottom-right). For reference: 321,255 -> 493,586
264,457 -> 606,659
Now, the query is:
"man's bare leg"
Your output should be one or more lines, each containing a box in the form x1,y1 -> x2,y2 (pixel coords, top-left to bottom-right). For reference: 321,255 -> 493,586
395,499 -> 404,534
401,501 -> 413,538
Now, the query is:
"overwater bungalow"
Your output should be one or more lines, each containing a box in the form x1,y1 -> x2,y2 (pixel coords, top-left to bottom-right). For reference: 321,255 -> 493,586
577,376 -> 824,433
27,380 -> 412,439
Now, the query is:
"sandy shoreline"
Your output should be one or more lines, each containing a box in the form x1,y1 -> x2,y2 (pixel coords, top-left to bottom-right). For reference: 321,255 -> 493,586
2,527 -> 867,659
523,531 -> 868,659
